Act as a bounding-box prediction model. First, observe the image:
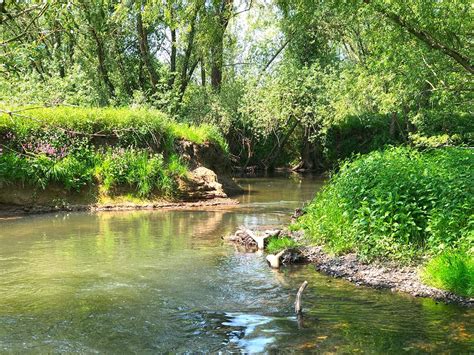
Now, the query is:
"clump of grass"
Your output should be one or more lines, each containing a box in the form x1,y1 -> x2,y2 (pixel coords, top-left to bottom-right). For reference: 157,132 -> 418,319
170,123 -> 229,153
421,251 -> 474,297
295,146 -> 473,261
266,236 -> 299,254
95,149 -> 188,197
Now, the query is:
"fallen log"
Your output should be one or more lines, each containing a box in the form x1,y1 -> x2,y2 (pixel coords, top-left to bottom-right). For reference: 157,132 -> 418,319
266,249 -> 286,268
225,226 -> 281,250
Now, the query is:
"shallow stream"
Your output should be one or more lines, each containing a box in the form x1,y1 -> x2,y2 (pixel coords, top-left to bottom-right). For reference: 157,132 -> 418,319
0,176 -> 472,352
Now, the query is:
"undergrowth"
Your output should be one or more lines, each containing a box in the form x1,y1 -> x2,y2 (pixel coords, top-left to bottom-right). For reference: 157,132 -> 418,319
295,146 -> 473,262
0,106 -> 226,197
0,106 -> 228,152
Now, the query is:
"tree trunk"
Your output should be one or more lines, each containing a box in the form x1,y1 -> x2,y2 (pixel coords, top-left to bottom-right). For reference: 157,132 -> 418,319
298,124 -> 322,171
91,29 -> 115,98
210,0 -> 233,91
137,11 -> 158,90
200,57 -> 206,86
389,112 -> 397,137
54,23 -> 65,78
168,27 -> 177,87
264,117 -> 299,169
211,35 -> 224,90
300,126 -> 315,170
177,8 -> 198,101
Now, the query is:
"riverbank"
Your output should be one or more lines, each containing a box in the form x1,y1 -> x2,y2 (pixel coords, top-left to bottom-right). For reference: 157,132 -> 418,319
0,197 -> 239,219
296,245 -> 473,307
226,227 -> 473,307
0,106 -> 242,215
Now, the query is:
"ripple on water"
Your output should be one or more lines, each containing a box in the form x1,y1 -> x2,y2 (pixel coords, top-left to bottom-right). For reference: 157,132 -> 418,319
0,177 -> 472,353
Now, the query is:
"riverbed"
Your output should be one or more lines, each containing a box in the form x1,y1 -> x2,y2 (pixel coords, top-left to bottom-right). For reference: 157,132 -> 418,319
0,176 -> 472,352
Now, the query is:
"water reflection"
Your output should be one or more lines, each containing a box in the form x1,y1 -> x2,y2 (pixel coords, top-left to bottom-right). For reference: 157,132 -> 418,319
0,175 -> 472,352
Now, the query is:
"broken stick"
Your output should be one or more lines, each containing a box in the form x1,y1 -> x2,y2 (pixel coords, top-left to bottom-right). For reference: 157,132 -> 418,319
295,280 -> 308,314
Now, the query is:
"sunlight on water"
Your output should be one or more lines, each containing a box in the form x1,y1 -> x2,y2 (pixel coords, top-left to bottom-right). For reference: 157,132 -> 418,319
0,175 -> 472,352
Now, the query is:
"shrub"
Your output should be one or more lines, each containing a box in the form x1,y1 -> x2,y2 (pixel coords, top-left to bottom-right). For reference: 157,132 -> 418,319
323,113 -> 406,165
295,146 -> 474,261
421,251 -> 474,297
95,149 -> 187,197
410,111 -> 474,148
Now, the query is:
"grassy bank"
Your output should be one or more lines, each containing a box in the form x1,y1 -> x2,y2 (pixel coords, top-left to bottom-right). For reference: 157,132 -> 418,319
0,106 -> 227,199
294,146 -> 473,296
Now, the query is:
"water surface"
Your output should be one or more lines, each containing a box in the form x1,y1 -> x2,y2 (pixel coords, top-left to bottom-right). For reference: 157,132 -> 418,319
0,176 -> 472,352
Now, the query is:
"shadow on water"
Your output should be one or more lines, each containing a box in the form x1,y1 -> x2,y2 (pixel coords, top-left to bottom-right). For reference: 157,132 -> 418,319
0,176 -> 472,352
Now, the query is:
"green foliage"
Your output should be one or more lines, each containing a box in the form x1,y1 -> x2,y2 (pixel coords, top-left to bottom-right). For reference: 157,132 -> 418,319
266,236 -> 299,254
295,147 -> 474,261
0,151 -> 96,191
0,106 -> 227,152
323,113 -> 406,164
2,0 -> 472,171
0,106 -> 226,198
421,251 -> 474,297
409,112 -> 474,148
95,149 -> 187,197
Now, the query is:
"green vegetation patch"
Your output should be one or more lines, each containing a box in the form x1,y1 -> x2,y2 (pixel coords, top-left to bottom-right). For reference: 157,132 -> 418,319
421,251 -> 474,297
0,106 -> 228,152
295,146 -> 474,261
266,236 -> 299,254
0,106 -> 226,198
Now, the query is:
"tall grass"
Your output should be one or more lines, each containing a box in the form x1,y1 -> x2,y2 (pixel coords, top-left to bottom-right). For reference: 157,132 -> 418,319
0,106 -> 228,152
421,252 -> 474,297
295,146 -> 473,261
0,106 -> 226,197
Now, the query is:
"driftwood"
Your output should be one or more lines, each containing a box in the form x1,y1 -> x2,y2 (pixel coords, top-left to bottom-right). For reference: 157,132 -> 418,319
266,249 -> 286,268
244,228 -> 268,250
295,280 -> 308,314
225,226 -> 280,250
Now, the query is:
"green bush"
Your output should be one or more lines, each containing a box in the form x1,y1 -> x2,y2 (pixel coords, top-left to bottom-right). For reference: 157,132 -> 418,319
0,151 -> 96,191
421,251 -> 474,297
410,111 -> 474,148
323,113 -> 406,165
295,146 -> 474,261
95,149 -> 187,197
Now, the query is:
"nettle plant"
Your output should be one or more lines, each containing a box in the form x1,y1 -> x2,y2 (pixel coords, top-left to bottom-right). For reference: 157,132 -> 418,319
0,117 -> 189,197
295,146 -> 473,261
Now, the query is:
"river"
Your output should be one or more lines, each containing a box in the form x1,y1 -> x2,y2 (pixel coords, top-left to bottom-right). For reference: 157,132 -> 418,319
0,176 -> 472,352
